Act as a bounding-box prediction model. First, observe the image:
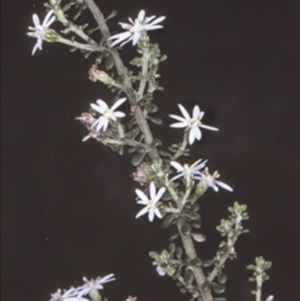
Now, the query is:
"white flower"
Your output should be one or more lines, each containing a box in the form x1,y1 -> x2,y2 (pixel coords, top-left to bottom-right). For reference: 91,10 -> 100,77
169,104 -> 219,145
199,168 -> 233,192
135,182 -> 166,222
50,288 -> 88,301
170,158 -> 207,185
27,10 -> 55,55
109,10 -> 165,47
76,274 -> 116,298
90,98 -> 126,132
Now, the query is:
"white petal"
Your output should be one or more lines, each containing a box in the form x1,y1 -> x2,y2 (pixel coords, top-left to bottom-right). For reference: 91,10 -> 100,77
136,206 -> 149,219
32,14 -> 41,27
193,105 -> 201,118
169,114 -> 187,122
170,122 -> 187,128
135,189 -> 149,203
216,181 -> 233,192
144,25 -> 163,31
113,111 -> 125,118
99,273 -> 116,283
132,32 -> 141,45
170,161 -> 184,172
149,16 -> 166,25
43,10 -> 55,27
153,208 -> 162,219
199,123 -> 219,131
137,10 -> 146,22
154,187 -> 166,202
111,97 -> 126,111
149,182 -> 156,200
190,127 -> 202,141
178,104 -> 191,120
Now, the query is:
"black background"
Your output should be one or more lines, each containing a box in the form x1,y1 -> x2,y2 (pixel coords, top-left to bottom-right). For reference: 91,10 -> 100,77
2,0 -> 299,301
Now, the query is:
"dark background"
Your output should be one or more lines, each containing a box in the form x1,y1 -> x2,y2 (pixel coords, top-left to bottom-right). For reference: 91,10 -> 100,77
2,0 -> 299,301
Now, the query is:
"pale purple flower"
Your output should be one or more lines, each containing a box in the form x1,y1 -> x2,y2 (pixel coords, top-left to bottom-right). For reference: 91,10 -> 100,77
90,98 -> 126,132
76,274 -> 116,298
27,10 -> 55,55
199,168 -> 233,192
170,158 -> 207,185
109,10 -> 165,47
135,182 -> 166,222
169,104 -> 219,145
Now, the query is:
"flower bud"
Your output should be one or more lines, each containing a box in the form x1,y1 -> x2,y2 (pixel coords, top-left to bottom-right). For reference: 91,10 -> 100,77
44,29 -> 59,42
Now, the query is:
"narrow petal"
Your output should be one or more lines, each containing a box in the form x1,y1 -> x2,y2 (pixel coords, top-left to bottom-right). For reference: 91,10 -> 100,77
148,209 -> 155,222
132,33 -> 141,45
170,122 -> 188,128
149,182 -> 156,200
169,114 -> 187,122
193,105 -> 201,118
43,10 -> 55,26
178,104 -> 191,120
199,123 -> 219,131
32,14 -> 41,27
111,97 -> 127,111
170,161 -> 184,172
170,174 -> 184,182
154,187 -> 166,202
113,111 -> 126,118
149,16 -> 166,25
153,208 -> 162,219
135,189 -> 149,203
137,10 -> 146,22
136,207 -> 150,219
191,126 -> 202,141
216,181 -> 233,192
145,25 -> 163,31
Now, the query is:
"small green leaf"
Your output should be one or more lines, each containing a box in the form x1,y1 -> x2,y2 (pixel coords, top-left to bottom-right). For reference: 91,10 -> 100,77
149,116 -> 163,125
148,251 -> 158,259
184,269 -> 194,285
211,282 -> 226,294
217,272 -> 228,284
191,257 -> 203,267
131,152 -> 145,166
144,102 -> 158,113
181,222 -> 192,236
202,281 -> 211,292
176,246 -> 183,259
203,259 -> 215,267
168,243 -> 176,254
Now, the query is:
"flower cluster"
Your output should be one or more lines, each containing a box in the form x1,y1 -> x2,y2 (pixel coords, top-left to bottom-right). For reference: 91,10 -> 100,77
109,10 -> 165,47
50,274 -> 115,301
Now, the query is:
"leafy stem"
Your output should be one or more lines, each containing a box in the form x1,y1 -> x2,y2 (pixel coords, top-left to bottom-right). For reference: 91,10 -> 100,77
85,0 -> 160,161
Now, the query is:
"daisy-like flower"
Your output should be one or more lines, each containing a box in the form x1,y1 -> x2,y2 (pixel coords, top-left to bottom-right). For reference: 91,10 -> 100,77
90,98 -> 126,132
135,181 -> 166,222
27,10 -> 55,55
50,288 -> 89,301
108,10 -> 165,47
170,158 -> 207,186
199,168 -> 233,192
169,104 -> 219,145
76,274 -> 116,298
